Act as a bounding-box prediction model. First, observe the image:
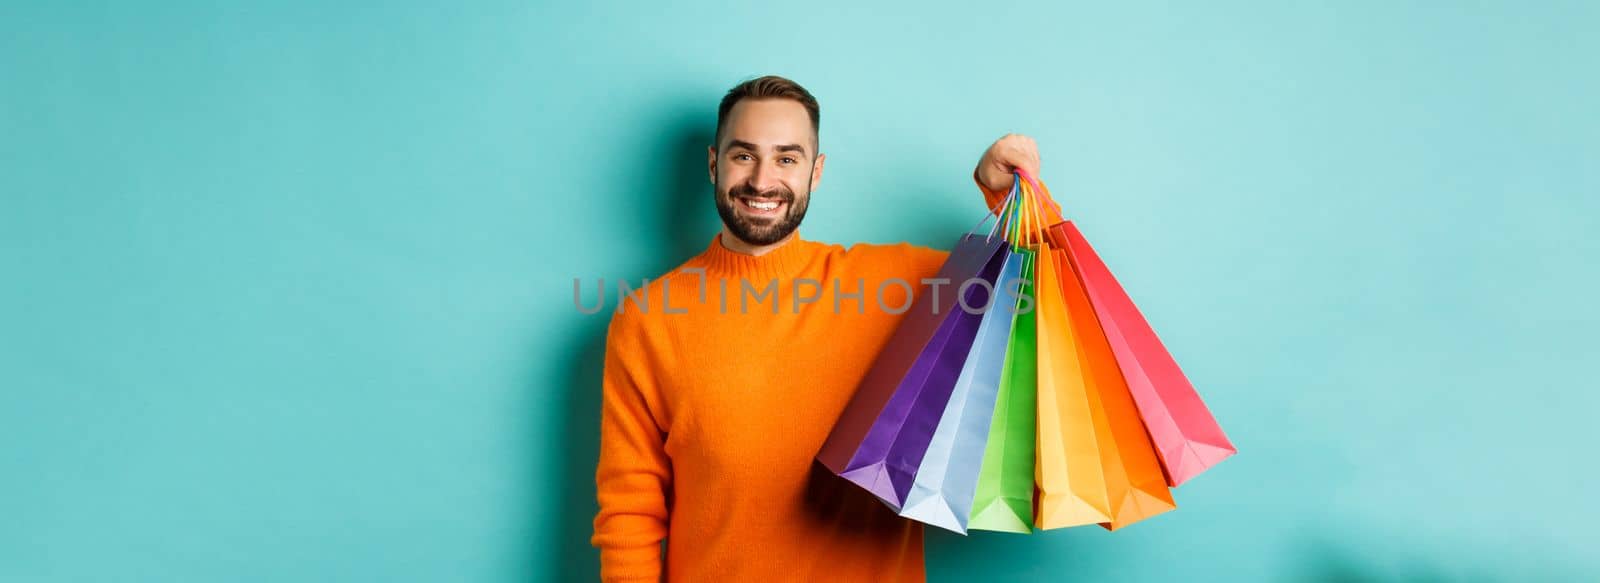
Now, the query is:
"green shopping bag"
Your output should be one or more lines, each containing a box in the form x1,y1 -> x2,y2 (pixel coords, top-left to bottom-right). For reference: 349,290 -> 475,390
968,248 -> 1038,533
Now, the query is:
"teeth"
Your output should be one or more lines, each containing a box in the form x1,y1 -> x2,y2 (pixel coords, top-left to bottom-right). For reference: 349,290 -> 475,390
750,200 -> 779,210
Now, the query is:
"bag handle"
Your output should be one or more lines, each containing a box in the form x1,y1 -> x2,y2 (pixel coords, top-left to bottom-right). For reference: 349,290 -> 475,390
1015,173 -> 1043,249
973,170 -> 1052,248
1022,177 -> 1052,249
1015,167 -> 1064,224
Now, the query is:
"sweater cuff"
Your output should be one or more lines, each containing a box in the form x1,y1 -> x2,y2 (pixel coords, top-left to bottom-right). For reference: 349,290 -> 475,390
974,169 -> 1010,216
598,544 -> 663,582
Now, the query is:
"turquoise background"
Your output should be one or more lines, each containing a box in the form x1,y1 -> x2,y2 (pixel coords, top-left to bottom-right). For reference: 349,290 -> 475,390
4,1 -> 1597,581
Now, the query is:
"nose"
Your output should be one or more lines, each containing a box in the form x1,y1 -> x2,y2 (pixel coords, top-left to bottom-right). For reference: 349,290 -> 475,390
751,161 -> 781,194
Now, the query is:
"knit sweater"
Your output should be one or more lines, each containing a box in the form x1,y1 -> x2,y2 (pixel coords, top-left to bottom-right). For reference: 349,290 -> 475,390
591,177 -> 1018,582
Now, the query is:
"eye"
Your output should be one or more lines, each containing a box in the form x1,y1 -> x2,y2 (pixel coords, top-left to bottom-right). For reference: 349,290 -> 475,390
780,157 -> 797,164
734,153 -> 753,161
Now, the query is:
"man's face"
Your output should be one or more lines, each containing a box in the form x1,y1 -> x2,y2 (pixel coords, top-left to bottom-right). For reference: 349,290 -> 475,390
709,98 -> 824,246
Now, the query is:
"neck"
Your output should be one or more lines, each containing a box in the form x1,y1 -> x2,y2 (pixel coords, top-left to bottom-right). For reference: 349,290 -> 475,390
718,226 -> 796,256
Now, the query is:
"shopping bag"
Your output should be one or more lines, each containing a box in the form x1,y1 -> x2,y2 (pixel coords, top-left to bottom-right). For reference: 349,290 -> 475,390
816,230 -> 1007,507
899,245 -> 1026,533
874,237 -> 1009,508
1050,220 -> 1236,487
1017,174 -> 1178,531
1013,170 -> 1234,488
1044,243 -> 1176,530
1032,230 -> 1114,529
967,248 -> 1037,533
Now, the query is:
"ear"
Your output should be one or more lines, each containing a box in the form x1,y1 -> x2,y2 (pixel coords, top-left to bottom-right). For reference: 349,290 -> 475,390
810,152 -> 826,190
706,145 -> 717,185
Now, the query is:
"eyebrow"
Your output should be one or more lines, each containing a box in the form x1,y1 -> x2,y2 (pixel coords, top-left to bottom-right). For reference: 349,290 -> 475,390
725,139 -> 810,157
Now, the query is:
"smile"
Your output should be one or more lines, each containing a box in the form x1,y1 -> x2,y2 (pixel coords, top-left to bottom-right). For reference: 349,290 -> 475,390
736,196 -> 788,217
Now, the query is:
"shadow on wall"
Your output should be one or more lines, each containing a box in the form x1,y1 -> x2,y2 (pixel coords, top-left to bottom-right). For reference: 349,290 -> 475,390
540,105 -> 719,582
1285,537 -> 1495,583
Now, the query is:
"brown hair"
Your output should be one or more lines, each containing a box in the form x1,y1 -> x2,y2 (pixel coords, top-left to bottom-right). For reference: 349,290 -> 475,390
715,75 -> 820,150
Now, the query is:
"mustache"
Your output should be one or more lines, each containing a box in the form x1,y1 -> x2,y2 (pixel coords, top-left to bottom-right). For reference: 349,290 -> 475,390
726,181 -> 795,202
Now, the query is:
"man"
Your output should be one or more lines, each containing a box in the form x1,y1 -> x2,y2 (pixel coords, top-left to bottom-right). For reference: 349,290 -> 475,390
591,75 -> 1055,582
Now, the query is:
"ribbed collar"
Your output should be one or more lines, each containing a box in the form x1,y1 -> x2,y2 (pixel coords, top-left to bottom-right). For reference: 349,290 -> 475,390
695,230 -> 819,280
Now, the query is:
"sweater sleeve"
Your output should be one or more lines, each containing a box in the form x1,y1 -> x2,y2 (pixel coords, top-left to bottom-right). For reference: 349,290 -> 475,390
976,167 -> 1009,214
591,311 -> 672,582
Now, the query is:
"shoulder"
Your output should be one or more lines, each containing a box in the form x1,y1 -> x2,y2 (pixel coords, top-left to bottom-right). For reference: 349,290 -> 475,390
603,259 -> 698,344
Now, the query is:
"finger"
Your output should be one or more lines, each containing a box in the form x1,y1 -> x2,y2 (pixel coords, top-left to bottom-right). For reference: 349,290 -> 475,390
1000,148 -> 1028,169
1003,152 -> 1037,179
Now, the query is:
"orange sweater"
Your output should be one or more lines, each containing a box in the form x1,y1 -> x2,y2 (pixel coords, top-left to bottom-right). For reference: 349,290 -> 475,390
591,177 -> 1016,582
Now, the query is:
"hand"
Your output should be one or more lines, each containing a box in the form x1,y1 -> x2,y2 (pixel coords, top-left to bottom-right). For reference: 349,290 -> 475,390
975,133 -> 1041,194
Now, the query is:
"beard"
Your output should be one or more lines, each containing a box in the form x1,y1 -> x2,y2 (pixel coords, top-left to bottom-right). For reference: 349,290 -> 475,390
713,178 -> 811,247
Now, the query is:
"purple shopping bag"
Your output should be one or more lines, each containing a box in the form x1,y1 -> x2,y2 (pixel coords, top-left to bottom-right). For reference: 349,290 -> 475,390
817,233 -> 1008,508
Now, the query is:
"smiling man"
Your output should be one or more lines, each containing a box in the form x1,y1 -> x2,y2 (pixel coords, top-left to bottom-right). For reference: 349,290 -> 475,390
590,75 -> 1052,582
